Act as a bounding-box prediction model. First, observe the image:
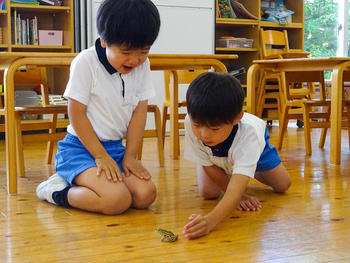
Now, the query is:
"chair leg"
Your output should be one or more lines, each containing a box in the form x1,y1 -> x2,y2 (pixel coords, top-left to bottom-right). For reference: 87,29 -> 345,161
319,127 -> 328,149
277,105 -> 289,150
256,75 -> 266,118
15,113 -> 25,178
343,103 -> 350,146
46,114 -> 58,164
319,105 -> 330,149
153,105 -> 165,167
161,105 -> 168,146
303,105 -> 312,155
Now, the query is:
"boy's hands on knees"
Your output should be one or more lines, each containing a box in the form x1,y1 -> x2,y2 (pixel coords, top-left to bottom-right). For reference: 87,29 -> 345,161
95,154 -> 123,182
183,214 -> 215,240
122,155 -> 151,180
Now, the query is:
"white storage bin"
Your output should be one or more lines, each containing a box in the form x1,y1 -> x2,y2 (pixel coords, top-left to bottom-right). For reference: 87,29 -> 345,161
216,37 -> 254,48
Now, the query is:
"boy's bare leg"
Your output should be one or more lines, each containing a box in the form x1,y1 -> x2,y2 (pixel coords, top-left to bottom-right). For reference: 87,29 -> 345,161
68,167 -> 133,215
122,175 -> 157,209
254,163 -> 291,193
197,165 -> 222,200
197,165 -> 261,211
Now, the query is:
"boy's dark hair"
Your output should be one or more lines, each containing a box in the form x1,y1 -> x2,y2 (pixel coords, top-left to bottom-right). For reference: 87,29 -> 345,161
186,72 -> 245,126
97,0 -> 160,48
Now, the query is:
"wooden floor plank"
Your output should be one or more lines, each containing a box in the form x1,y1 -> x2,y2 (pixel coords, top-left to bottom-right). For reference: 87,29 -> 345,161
1,125 -> 350,262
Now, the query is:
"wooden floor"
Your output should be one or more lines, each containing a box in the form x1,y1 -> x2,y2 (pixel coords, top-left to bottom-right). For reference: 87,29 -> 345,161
1,124 -> 350,263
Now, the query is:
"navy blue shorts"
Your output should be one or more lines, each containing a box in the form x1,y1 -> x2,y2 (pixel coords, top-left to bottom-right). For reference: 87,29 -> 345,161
55,133 -> 125,185
256,128 -> 281,172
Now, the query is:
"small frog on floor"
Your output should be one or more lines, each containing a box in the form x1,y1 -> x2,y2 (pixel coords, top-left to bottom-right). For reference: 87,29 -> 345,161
156,228 -> 178,242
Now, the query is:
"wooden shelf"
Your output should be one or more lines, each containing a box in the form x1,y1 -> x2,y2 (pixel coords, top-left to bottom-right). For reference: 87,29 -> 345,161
216,18 -> 259,26
216,47 -> 258,52
0,0 -> 75,52
10,4 -> 70,12
260,21 -> 303,29
12,45 -> 72,50
215,0 -> 305,85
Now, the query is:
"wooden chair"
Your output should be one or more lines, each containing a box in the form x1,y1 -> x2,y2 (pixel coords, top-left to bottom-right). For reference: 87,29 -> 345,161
161,69 -> 208,151
258,29 -> 313,123
137,104 -> 164,167
277,71 -> 331,155
0,66 -> 68,177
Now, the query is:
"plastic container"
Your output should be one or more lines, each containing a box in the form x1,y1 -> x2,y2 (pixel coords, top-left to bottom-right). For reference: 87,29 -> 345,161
216,37 -> 254,48
15,90 -> 39,106
39,30 -> 63,46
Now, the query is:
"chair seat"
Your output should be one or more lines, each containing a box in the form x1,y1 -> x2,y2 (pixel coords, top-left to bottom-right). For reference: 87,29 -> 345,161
163,101 -> 187,108
286,99 -> 330,107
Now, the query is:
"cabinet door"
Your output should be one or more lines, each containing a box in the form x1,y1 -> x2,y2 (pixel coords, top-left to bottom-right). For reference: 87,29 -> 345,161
151,0 -> 214,54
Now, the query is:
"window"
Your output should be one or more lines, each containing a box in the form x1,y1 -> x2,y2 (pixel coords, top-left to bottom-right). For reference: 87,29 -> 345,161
304,0 -> 339,57
305,0 -> 349,78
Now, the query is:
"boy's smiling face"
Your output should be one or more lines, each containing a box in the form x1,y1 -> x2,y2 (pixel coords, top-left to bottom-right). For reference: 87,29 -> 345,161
190,111 -> 243,147
100,38 -> 150,74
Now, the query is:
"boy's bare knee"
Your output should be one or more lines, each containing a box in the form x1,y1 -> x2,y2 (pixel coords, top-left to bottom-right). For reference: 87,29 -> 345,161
274,178 -> 291,193
132,182 -> 157,209
101,188 -> 132,215
199,188 -> 221,200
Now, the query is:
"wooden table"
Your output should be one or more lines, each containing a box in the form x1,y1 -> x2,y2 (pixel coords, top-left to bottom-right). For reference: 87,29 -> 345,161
149,54 -> 238,159
247,57 -> 350,165
2,53 -> 237,194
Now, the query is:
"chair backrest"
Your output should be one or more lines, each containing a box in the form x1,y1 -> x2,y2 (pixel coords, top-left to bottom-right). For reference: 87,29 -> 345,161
163,69 -> 209,103
0,66 -> 47,86
0,66 -> 49,108
284,71 -> 326,101
260,29 -> 290,59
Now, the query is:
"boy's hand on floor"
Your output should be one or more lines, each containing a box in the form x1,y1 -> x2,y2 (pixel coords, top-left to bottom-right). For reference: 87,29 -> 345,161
95,154 -> 123,182
237,194 -> 262,211
183,214 -> 214,240
122,156 -> 151,180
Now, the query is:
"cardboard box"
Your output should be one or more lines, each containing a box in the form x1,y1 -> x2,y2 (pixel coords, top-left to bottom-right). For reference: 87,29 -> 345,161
39,30 -> 63,46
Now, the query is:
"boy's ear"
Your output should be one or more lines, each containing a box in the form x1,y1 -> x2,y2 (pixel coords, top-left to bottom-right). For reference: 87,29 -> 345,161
234,111 -> 244,124
100,38 -> 107,48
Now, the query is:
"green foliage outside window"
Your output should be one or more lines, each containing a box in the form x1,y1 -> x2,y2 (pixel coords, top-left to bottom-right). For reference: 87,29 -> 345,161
304,0 -> 338,78
304,0 -> 338,57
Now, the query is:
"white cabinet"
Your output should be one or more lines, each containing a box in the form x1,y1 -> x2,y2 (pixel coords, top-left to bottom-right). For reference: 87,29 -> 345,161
150,0 -> 214,54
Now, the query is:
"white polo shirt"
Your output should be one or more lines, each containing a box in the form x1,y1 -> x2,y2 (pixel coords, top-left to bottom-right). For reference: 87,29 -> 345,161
64,40 -> 155,141
184,113 -> 266,178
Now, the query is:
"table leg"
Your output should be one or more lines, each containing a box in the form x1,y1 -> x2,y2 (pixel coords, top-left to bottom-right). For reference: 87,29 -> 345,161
330,64 -> 346,165
169,70 -> 179,159
4,64 -> 17,194
247,64 -> 261,114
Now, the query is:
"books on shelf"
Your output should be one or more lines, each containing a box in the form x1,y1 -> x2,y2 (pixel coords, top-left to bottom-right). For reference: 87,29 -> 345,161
218,0 -> 234,18
0,0 -> 5,10
13,10 -> 38,45
38,0 -> 62,6
230,1 -> 258,20
228,66 -> 246,77
11,0 -> 39,5
218,0 -> 258,20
